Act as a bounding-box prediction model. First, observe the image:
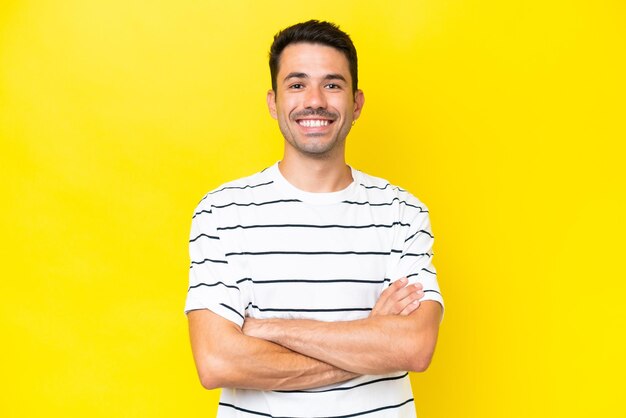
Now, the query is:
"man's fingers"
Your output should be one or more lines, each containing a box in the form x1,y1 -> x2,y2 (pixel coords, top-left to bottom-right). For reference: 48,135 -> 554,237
371,279 -> 402,315
400,300 -> 420,316
389,284 -> 422,305
398,289 -> 425,315
377,277 -> 406,301
372,278 -> 426,316
387,277 -> 408,294
384,280 -> 417,300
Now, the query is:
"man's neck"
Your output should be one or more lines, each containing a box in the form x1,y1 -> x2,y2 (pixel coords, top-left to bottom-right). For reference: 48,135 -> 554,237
278,154 -> 353,193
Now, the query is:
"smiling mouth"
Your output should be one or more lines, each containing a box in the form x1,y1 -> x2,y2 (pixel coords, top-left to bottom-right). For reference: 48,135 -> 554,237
297,119 -> 333,128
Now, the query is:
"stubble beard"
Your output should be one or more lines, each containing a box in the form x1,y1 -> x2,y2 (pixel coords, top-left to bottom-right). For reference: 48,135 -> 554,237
281,126 -> 348,158
280,110 -> 350,158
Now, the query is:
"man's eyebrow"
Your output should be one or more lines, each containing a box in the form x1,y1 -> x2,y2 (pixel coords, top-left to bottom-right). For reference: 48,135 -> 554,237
282,73 -> 348,83
283,72 -> 308,82
324,73 -> 347,83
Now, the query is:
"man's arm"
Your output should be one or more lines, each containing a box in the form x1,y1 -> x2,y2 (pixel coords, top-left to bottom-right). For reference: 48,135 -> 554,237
243,300 -> 442,375
188,309 -> 357,391
187,278 -> 422,391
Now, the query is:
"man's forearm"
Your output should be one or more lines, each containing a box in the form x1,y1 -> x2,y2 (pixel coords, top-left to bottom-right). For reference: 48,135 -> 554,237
243,301 -> 442,375
188,309 -> 357,391
211,334 -> 359,390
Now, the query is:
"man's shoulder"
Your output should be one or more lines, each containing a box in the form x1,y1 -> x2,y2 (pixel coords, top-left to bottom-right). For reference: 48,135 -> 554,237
354,169 -> 428,210
195,164 -> 277,209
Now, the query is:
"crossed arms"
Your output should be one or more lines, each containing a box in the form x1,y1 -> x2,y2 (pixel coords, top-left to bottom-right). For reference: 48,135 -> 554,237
188,278 -> 443,391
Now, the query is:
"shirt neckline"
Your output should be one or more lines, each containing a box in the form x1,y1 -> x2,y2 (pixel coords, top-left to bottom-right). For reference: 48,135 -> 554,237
269,162 -> 360,205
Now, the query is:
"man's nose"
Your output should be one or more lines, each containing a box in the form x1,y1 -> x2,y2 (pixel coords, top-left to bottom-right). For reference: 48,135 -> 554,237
304,86 -> 327,109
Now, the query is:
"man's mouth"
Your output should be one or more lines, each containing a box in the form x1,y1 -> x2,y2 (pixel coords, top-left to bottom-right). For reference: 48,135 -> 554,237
297,119 -> 333,128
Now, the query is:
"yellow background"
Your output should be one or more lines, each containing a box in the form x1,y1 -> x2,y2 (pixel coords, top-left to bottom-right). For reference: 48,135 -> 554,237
1,0 -> 624,417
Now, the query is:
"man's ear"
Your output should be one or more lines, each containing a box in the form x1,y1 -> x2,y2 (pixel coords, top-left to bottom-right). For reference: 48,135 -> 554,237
267,89 -> 277,119
353,89 -> 365,120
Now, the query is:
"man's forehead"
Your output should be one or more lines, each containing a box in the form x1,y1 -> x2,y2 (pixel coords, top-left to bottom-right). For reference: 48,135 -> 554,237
277,43 -> 351,77
278,42 -> 351,81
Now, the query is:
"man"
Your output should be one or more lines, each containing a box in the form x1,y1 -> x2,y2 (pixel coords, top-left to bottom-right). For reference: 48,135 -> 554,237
186,20 -> 443,417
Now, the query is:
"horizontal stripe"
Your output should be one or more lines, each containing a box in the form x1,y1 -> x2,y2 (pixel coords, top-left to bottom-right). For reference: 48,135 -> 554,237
212,199 -> 301,209
219,397 -> 414,418
404,229 -> 434,242
217,221 -> 410,231
189,233 -> 219,242
188,281 -> 239,291
207,180 -> 274,197
220,303 -> 244,320
400,252 -> 432,259
275,372 -> 409,393
337,398 -> 414,418
237,277 -> 390,285
357,182 -> 406,192
247,303 -> 372,313
192,209 -> 212,218
358,183 -> 391,190
190,258 -> 228,265
342,197 -> 428,212
424,289 -> 442,295
225,251 -> 393,257
407,268 -> 437,279
361,183 -> 407,193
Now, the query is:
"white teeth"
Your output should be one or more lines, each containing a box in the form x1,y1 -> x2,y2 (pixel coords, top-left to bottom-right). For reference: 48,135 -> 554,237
298,119 -> 330,127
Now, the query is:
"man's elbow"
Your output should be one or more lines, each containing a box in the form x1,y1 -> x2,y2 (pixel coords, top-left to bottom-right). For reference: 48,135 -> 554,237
405,333 -> 437,372
408,350 -> 435,373
196,356 -> 231,390
199,369 -> 222,390
199,373 -> 220,390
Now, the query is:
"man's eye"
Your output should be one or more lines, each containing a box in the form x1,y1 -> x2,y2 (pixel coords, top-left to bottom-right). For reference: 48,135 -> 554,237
325,84 -> 340,89
290,83 -> 304,89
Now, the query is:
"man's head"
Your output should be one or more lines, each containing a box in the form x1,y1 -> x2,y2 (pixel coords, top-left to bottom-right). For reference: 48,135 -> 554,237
266,21 -> 364,161
269,20 -> 358,94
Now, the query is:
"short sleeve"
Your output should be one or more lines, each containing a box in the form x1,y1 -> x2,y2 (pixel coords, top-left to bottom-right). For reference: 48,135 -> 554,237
395,208 -> 444,311
184,198 -> 246,327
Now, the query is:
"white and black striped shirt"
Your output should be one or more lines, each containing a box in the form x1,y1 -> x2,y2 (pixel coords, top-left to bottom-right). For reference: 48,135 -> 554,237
186,163 -> 443,418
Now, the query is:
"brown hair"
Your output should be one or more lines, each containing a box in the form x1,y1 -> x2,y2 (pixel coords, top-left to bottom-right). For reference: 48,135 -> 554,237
269,20 -> 358,93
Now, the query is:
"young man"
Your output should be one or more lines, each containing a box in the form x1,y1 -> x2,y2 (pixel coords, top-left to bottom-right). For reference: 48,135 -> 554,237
186,20 -> 443,417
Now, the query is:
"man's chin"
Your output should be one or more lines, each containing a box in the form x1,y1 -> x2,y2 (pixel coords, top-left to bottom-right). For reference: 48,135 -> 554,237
289,143 -> 335,158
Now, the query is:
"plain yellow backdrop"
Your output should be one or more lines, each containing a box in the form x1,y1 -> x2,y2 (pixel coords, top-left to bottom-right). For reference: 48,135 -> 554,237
1,0 -> 624,417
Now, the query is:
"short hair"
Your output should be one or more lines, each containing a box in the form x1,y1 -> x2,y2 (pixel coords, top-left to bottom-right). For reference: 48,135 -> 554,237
269,20 -> 358,93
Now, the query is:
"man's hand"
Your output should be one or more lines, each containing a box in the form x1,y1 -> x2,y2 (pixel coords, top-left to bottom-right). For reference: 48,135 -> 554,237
370,277 -> 424,317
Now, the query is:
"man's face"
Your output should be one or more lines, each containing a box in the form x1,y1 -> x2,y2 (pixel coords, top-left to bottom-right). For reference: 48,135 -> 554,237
267,43 -> 364,158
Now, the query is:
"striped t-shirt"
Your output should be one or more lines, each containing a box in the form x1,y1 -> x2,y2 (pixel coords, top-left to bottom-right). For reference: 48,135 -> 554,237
185,163 -> 443,418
